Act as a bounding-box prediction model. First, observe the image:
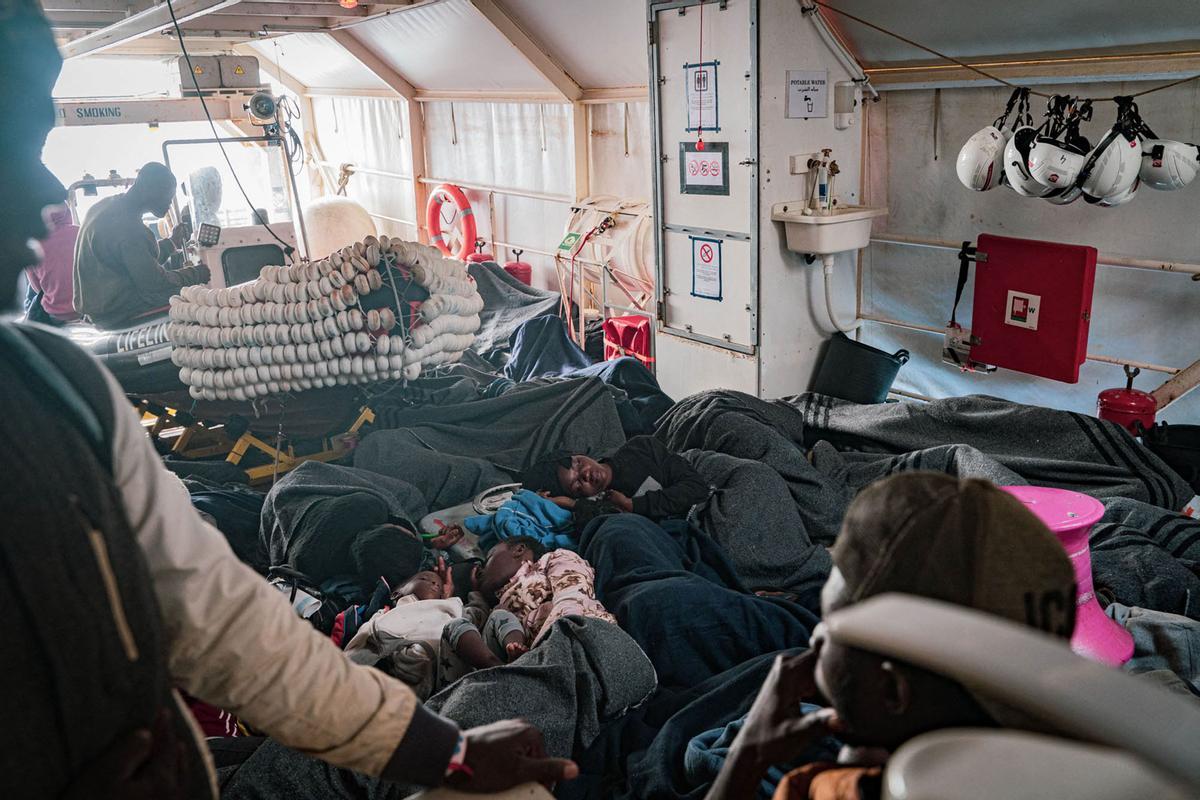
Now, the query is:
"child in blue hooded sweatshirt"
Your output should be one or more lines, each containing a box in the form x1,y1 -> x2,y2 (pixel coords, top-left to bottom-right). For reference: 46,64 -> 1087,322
459,489 -> 576,553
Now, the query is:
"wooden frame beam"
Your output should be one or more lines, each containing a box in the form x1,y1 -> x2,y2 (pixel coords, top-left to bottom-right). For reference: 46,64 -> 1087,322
60,0 -> 244,59
1153,358 -> 1200,411
465,0 -> 581,102
182,14 -> 332,31
42,0 -> 151,12
326,29 -> 427,242
866,50 -> 1200,90
223,2 -> 368,16
328,28 -> 417,100
571,102 -> 589,201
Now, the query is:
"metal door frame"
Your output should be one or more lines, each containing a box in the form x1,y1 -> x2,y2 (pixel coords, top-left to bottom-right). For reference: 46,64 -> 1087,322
648,0 -> 759,355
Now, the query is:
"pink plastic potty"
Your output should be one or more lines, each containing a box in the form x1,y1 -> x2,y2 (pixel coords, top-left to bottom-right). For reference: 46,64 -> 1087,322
1001,485 -> 1134,666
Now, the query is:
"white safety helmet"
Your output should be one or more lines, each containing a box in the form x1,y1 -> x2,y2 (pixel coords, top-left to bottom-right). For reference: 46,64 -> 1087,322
1080,126 -> 1142,200
1044,184 -> 1083,205
1028,137 -> 1088,189
956,125 -> 1009,191
1096,178 -> 1140,207
1139,139 -> 1200,190
1003,126 -> 1056,197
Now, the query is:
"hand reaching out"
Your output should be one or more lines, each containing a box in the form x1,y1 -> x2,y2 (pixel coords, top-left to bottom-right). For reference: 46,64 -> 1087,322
607,490 -> 634,513
538,490 -> 576,510
449,720 -> 577,793
428,524 -> 465,551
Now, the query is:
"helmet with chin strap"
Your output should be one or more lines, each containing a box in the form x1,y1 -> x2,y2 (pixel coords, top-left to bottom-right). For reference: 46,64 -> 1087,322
1141,140 -> 1200,190
1028,97 -> 1093,191
1078,97 -> 1143,204
956,88 -> 1029,191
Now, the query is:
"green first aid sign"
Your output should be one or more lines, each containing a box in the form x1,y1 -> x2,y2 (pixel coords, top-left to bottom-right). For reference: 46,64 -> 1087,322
558,232 -> 582,252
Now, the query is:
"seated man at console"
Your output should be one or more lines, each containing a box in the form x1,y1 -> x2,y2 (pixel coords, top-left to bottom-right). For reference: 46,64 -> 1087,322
73,161 -> 209,329
706,472 -> 1077,800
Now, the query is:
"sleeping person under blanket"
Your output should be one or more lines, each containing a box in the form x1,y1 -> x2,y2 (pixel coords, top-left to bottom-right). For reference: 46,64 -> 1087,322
521,434 -> 712,520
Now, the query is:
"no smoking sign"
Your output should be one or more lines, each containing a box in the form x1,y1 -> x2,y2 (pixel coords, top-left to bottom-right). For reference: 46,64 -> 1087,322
690,236 -> 722,300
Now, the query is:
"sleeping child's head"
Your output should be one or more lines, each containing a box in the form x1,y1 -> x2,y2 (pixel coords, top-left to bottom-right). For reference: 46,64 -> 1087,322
477,536 -> 547,601
393,570 -> 445,602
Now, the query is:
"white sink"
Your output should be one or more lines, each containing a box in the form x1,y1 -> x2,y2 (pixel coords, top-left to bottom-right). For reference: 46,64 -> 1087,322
770,204 -> 888,255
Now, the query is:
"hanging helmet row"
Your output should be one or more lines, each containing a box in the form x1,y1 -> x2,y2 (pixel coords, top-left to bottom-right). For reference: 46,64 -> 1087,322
956,89 -> 1200,207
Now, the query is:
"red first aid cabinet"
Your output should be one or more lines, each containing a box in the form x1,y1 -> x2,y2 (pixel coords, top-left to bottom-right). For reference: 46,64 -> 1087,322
970,234 -> 1098,383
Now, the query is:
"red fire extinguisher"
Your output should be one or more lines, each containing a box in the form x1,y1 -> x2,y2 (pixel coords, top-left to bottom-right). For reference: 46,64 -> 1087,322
503,248 -> 533,285
465,238 -> 495,264
1097,365 -> 1157,436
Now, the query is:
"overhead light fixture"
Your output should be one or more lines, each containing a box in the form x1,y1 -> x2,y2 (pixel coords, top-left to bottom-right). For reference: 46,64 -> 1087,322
339,0 -> 358,8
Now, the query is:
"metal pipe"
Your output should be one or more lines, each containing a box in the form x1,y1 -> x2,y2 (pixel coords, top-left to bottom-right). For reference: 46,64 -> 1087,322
860,313 -> 1181,374
871,232 -> 1200,276
314,159 -> 413,181
416,176 -> 572,205
889,387 -> 933,402
490,240 -> 608,270
367,212 -> 417,227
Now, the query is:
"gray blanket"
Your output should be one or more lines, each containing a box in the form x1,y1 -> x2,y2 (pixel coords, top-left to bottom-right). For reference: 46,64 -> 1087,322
683,449 -> 831,607
259,461 -> 427,568
219,618 -> 657,800
468,261 -> 562,356
354,436 -> 512,510
1091,498 -> 1200,620
786,393 -> 1192,510
657,391 -> 852,545
371,377 -> 627,474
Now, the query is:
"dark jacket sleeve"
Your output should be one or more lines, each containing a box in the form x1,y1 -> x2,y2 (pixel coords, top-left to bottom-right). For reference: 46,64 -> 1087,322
627,437 -> 711,519
119,226 -> 205,309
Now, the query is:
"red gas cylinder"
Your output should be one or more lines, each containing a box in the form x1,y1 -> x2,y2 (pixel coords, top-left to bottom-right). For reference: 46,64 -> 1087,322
503,248 -> 533,285
465,238 -> 495,264
1097,365 -> 1157,436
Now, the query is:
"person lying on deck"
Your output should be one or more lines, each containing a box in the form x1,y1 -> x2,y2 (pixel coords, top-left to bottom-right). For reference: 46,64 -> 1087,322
521,434 -> 711,520
470,536 -> 617,647
706,472 -> 1077,800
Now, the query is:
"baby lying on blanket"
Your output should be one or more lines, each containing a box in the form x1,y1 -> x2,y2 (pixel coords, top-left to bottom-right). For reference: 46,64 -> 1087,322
342,562 -> 527,697
473,535 -> 617,647
521,435 -> 712,521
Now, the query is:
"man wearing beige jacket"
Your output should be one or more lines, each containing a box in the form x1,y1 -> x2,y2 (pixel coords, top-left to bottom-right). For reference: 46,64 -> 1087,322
0,3 -> 574,797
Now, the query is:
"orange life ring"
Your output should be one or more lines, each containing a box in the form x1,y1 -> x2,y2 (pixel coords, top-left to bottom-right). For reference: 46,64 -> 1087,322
426,183 -> 476,261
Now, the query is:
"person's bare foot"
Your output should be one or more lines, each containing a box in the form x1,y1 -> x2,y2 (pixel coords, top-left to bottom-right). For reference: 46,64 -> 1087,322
505,641 -> 528,662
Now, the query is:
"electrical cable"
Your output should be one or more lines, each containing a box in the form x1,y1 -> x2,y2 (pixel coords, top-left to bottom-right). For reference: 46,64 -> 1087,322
164,0 -> 296,257
810,0 -> 1200,102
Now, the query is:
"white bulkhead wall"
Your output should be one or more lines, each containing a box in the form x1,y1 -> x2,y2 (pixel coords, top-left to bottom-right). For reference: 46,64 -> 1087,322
654,0 -> 868,401
755,0 -> 865,399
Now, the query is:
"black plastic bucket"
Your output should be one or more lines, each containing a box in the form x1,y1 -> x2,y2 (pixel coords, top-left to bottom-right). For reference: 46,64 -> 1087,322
1143,422 -> 1200,493
811,333 -> 910,405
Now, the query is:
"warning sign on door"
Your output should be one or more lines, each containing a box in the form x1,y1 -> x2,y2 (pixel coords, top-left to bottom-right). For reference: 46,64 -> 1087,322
786,69 -> 828,119
678,141 -> 729,195
690,236 -> 722,300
